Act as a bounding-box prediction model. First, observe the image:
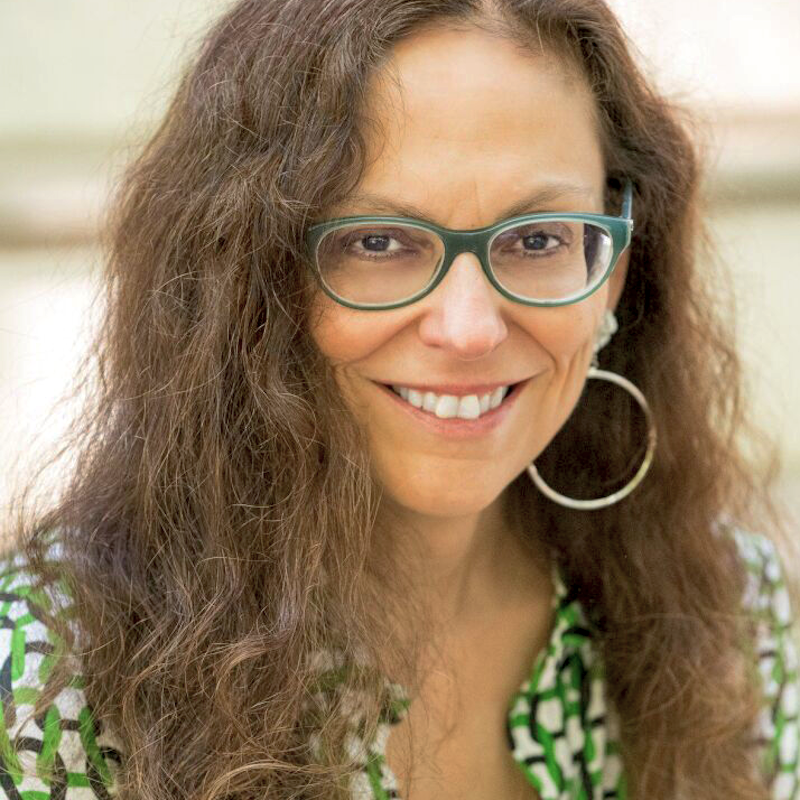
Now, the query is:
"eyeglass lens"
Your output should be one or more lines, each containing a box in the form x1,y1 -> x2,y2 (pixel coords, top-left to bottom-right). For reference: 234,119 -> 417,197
315,219 -> 614,306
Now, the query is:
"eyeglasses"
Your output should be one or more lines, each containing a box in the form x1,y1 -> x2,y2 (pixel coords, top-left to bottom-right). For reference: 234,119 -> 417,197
305,180 -> 633,311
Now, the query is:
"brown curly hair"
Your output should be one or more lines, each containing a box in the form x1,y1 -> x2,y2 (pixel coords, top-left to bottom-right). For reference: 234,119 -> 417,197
8,0 -> 790,798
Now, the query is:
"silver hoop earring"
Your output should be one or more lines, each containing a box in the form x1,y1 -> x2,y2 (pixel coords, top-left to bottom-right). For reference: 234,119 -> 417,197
527,315 -> 657,510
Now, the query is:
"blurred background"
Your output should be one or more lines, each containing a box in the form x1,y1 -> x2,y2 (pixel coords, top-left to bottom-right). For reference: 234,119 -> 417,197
1,0 -> 799,534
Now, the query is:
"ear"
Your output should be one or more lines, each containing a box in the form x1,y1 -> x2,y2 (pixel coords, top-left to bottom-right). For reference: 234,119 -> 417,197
606,248 -> 630,312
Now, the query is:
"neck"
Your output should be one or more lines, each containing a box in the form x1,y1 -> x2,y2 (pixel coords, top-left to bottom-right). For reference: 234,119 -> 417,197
376,491 -> 545,628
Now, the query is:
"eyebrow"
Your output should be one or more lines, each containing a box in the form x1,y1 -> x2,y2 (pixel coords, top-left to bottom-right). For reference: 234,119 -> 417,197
335,182 -> 601,226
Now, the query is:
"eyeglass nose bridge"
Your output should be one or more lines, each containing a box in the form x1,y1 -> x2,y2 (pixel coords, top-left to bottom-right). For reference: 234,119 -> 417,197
436,228 -> 494,282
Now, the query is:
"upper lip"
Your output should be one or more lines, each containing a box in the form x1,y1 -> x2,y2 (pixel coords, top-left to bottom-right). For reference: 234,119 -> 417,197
377,379 -> 526,395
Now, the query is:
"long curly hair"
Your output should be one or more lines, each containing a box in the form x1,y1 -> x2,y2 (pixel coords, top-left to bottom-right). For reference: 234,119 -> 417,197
7,0 -> 789,797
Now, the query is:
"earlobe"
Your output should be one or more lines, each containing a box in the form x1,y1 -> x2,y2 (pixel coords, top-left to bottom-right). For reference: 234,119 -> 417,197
607,249 -> 631,312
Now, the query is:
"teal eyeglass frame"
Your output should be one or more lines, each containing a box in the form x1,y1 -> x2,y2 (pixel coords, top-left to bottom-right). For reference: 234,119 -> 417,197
305,179 -> 634,311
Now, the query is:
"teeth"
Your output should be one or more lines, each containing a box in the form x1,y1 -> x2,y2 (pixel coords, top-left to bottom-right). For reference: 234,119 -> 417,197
456,395 -> 481,420
390,385 -> 512,419
407,389 -> 423,408
489,387 -> 505,410
434,395 -> 459,419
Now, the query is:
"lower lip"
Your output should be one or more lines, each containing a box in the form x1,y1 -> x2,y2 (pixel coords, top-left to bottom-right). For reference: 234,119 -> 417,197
375,380 -> 530,439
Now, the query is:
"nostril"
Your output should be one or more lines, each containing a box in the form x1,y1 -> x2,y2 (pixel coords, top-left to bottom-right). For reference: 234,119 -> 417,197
424,322 -> 507,359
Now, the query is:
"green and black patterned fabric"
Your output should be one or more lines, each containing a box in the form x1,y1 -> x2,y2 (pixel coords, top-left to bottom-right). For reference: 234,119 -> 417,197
1,527 -> 798,799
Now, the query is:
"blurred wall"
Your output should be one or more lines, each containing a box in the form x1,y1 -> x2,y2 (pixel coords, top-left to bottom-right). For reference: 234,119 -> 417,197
2,1 -> 799,524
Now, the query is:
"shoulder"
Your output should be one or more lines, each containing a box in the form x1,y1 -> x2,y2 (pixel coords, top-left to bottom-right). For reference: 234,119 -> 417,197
726,524 -> 800,799
0,542 -> 121,798
728,525 -> 796,643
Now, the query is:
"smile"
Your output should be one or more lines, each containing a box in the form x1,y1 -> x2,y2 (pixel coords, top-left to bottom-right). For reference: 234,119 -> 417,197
388,384 -> 512,419
375,379 -> 529,437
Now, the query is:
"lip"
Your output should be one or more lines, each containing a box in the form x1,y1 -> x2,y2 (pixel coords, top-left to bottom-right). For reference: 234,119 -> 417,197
373,377 -> 531,439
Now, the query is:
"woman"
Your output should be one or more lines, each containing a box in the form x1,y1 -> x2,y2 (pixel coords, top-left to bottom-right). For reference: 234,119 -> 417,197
1,0 -> 797,798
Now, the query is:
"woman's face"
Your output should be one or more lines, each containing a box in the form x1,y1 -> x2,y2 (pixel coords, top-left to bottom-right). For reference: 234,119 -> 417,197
308,25 -> 627,519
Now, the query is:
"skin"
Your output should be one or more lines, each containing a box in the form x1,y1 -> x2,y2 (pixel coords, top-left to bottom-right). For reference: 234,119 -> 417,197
309,25 -> 629,631
308,24 -> 632,800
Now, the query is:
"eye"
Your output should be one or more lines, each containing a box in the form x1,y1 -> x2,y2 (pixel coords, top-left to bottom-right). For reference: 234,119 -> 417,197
493,222 -> 573,257
328,226 -> 435,261
520,232 -> 562,252
355,233 -> 403,254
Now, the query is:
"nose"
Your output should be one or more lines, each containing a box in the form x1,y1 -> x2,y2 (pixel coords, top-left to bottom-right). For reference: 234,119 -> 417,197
417,252 -> 508,359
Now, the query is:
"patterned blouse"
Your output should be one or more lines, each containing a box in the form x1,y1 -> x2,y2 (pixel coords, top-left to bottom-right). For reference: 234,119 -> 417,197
0,527 -> 797,800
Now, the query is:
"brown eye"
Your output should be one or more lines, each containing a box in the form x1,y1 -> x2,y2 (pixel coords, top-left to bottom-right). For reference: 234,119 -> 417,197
520,232 -> 562,252
488,219 -> 614,302
361,234 -> 392,252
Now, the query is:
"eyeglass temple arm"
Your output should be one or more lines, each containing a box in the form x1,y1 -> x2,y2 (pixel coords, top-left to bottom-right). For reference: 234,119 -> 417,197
621,179 -> 634,221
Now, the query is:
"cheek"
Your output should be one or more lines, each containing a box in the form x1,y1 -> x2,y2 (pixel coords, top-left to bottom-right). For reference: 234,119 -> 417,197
308,297 -> 399,363
525,301 -> 602,372
307,296 -> 414,417
520,300 -> 604,444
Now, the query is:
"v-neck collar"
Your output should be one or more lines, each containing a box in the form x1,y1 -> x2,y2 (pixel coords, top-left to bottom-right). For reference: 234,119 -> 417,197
503,562 -> 626,799
307,561 -> 626,799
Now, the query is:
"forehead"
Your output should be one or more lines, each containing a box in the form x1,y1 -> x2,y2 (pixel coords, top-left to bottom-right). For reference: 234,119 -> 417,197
341,25 -> 606,223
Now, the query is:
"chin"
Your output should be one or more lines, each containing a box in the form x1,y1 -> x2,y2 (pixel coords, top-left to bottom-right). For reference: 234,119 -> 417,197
381,478 -> 507,520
